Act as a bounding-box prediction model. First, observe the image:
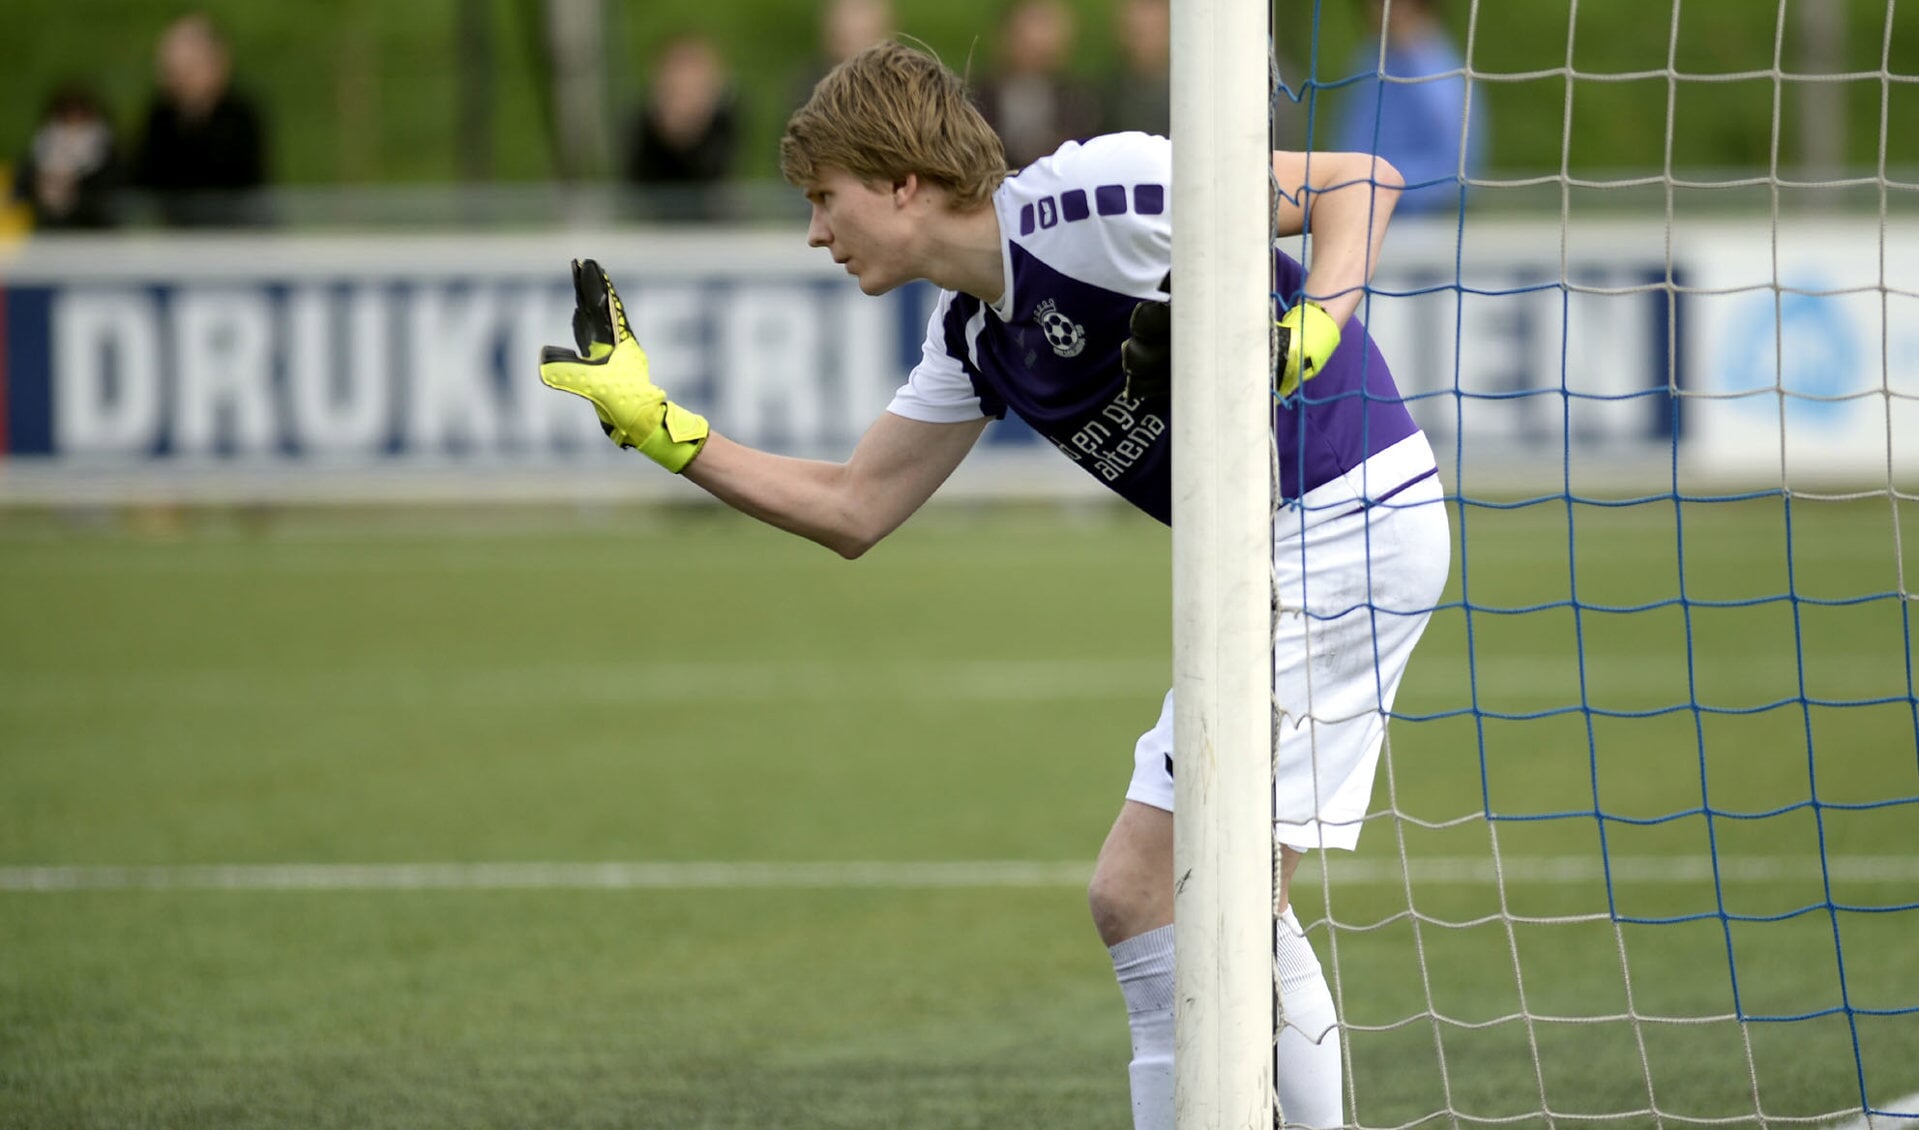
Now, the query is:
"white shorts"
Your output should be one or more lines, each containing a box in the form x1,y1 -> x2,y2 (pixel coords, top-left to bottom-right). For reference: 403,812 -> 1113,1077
1125,434 -> 1452,852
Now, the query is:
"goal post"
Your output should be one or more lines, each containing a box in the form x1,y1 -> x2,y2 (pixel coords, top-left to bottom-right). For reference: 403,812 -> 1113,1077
1169,0 -> 1278,1125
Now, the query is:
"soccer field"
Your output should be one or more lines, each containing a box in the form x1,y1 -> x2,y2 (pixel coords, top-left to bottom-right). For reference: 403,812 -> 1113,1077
1,496 -> 1914,1129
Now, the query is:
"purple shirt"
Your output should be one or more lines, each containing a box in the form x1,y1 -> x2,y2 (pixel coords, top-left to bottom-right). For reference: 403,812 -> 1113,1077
888,132 -> 1421,525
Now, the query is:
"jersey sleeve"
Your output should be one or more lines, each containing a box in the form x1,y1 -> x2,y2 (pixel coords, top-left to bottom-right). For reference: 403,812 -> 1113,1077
886,289 -> 997,423
1009,132 -> 1174,301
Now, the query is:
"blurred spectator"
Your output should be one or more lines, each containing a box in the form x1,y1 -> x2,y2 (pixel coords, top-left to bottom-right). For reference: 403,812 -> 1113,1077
791,0 -> 895,108
1332,0 -> 1486,215
625,34 -> 741,221
975,0 -> 1101,168
1101,0 -> 1169,137
1108,0 -> 1309,150
11,82 -> 121,229
132,13 -> 269,226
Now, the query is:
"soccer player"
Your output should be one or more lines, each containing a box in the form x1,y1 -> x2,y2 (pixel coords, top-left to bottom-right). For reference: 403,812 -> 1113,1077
538,41 -> 1450,1130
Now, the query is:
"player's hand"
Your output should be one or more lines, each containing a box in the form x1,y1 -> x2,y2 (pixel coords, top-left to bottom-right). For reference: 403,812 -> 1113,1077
1275,300 -> 1340,398
538,258 -> 709,473
1120,272 -> 1172,402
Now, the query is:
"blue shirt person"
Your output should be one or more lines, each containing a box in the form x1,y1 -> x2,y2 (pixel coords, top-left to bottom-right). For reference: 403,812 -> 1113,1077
1333,0 -> 1486,215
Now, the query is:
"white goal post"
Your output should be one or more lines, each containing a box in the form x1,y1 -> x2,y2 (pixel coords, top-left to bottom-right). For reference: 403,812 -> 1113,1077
1169,0 -> 1279,1125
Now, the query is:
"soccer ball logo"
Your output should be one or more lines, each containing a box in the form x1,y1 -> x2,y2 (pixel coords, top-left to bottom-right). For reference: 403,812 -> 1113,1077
1036,300 -> 1087,358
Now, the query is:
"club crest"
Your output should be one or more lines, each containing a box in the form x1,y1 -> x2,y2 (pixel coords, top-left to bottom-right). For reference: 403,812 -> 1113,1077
1035,299 -> 1087,358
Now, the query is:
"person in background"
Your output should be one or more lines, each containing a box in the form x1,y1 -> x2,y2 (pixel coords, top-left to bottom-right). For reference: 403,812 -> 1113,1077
624,34 -> 741,222
1332,0 -> 1485,215
1107,0 -> 1311,151
790,0 -> 895,111
974,0 -> 1101,168
11,82 -> 121,230
1100,0 -> 1170,138
132,12 -> 269,227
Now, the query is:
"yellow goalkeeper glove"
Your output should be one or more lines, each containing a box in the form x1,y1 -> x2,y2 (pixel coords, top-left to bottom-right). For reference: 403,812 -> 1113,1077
538,258 -> 709,472
1275,300 -> 1340,398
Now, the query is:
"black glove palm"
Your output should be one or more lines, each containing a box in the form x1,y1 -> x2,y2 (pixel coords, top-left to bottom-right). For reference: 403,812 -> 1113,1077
1120,273 -> 1173,402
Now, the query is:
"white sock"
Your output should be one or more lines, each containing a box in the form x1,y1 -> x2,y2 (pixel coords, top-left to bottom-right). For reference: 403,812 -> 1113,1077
1275,906 -> 1345,1128
1110,924 -> 1176,1130
1112,916 -> 1343,1129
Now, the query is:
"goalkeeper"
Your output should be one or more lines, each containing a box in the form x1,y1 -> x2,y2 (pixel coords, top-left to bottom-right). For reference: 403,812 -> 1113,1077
539,41 -> 1449,1130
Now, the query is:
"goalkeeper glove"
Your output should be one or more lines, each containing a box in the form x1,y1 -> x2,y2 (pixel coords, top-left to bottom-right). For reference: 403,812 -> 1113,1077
1119,273 -> 1173,402
1274,300 -> 1340,398
538,258 -> 709,473
1121,279 -> 1343,402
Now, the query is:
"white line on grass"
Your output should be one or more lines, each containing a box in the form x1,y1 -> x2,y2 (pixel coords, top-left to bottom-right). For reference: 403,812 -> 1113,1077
3,855 -> 1915,892
0,861 -> 1093,892
0,655 -> 1905,710
0,658 -> 1171,707
1823,1091 -> 1919,1130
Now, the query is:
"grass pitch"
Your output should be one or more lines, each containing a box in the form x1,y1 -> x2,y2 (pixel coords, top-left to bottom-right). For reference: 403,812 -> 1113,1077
1,495 -> 1914,1129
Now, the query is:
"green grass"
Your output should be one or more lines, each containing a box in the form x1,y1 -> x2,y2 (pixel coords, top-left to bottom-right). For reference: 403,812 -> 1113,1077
0,497 -> 1914,1128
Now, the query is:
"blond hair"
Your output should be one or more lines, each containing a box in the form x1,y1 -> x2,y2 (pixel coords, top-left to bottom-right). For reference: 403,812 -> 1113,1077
780,41 -> 1007,210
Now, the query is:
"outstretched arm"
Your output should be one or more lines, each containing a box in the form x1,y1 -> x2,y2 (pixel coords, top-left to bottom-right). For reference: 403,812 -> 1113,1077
684,414 -> 988,560
1270,150 -> 1404,328
539,258 -> 986,558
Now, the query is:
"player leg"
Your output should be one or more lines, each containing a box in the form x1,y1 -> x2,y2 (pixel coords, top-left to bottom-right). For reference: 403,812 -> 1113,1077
1089,692 -> 1176,1130
1090,696 -> 1311,1130
1271,842 -> 1342,1128
1271,457 -> 1452,1128
1092,450 -> 1449,1130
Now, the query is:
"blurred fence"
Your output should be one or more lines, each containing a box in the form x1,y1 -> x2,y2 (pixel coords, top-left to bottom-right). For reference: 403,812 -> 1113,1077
0,215 -> 1913,505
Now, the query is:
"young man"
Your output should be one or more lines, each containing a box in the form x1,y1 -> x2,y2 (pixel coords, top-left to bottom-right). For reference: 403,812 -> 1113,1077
538,40 -> 1450,1130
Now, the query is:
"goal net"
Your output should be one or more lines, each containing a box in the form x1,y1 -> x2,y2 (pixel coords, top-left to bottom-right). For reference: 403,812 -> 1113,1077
1174,0 -> 1919,1127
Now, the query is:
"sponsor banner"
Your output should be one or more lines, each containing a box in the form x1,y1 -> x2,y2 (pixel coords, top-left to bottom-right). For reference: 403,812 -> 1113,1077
1675,222 -> 1919,485
1363,220 -> 1686,488
1367,218 -> 1919,489
0,233 -> 954,468
0,221 -> 1909,501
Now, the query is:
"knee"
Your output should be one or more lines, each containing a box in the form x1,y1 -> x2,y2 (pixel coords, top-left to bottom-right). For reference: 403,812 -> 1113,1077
1089,801 -> 1176,947
1088,863 -> 1169,948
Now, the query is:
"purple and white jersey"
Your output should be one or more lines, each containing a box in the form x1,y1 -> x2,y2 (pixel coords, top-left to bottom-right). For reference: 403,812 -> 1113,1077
886,132 -> 1422,526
